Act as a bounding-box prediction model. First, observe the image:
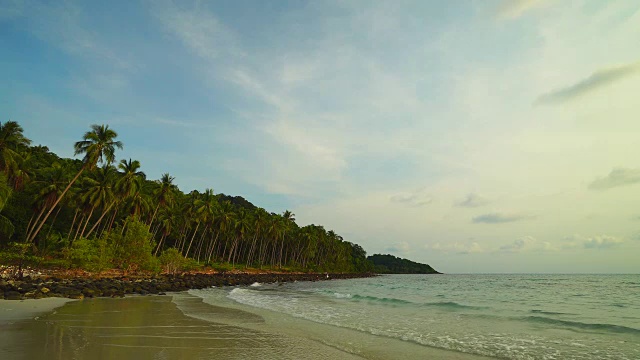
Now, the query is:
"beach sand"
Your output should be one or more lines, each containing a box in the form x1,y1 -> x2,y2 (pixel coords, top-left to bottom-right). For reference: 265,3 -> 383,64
0,294 -> 492,360
0,295 -> 365,360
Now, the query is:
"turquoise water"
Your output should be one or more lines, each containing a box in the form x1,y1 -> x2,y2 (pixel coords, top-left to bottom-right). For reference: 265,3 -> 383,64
188,274 -> 640,359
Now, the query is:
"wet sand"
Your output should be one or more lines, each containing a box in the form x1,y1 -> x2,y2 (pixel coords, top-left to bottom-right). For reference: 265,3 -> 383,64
0,295 -> 364,360
1,294 -> 495,360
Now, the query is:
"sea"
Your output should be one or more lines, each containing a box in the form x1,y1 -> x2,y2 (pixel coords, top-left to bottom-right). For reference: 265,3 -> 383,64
183,274 -> 640,360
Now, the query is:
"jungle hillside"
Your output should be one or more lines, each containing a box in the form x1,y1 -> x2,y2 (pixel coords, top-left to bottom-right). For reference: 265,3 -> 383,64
0,121 -> 438,275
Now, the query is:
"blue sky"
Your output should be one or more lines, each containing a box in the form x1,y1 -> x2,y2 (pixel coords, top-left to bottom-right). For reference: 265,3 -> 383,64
2,0 -> 640,273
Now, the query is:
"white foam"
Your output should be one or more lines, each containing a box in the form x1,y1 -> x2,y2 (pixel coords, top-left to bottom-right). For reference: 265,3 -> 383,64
250,282 -> 262,287
334,292 -> 352,299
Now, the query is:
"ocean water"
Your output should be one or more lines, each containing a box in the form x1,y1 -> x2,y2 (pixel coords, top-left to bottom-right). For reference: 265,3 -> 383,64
186,274 -> 640,360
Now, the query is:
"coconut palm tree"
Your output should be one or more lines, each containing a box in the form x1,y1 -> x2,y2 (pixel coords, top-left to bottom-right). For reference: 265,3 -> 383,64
191,188 -> 217,261
76,165 -> 117,239
28,124 -> 122,243
278,210 -> 296,268
0,120 -> 31,176
0,173 -> 15,240
85,158 -> 145,238
149,173 -> 176,227
24,163 -> 68,242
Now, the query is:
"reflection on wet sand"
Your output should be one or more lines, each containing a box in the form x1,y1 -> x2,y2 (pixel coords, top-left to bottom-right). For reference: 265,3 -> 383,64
2,296 -> 362,360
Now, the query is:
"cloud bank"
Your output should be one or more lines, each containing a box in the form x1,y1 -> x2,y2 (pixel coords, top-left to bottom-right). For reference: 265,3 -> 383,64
564,234 -> 624,250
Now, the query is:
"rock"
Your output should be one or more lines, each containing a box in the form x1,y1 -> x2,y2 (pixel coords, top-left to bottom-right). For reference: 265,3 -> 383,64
40,287 -> 50,294
4,291 -> 22,300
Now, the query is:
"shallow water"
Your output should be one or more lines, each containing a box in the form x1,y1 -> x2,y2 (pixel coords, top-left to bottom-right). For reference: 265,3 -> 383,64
190,274 -> 640,360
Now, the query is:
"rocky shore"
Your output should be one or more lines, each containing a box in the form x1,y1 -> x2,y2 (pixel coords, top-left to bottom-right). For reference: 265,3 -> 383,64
1,272 -> 375,300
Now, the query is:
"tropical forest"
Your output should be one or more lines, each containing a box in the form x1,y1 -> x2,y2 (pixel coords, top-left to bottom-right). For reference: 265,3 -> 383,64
0,121 -> 384,275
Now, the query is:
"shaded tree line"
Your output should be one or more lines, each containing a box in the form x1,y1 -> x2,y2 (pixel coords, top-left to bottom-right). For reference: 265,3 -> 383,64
0,121 -> 374,273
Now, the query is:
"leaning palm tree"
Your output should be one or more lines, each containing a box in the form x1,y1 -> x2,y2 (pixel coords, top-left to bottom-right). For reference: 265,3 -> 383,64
81,165 -> 118,239
27,124 -> 123,243
85,158 -> 145,238
24,163 -> 68,242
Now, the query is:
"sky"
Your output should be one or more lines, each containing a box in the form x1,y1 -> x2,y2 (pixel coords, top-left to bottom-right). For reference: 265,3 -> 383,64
2,0 -> 640,273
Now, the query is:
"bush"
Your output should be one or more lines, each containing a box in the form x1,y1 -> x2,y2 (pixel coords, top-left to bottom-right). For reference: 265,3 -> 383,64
64,236 -> 113,272
159,248 -> 186,275
110,218 -> 156,273
159,248 -> 200,274
64,238 -> 94,269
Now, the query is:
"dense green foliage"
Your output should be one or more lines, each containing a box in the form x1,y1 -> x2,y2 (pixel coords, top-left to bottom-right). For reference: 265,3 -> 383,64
0,121 -> 377,273
368,254 -> 440,274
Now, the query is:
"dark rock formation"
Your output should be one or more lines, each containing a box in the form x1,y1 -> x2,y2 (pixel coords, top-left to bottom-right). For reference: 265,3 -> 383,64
1,273 -> 375,300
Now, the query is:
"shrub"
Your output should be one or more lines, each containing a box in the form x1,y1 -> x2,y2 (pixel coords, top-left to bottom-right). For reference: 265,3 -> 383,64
110,218 -> 156,273
64,236 -> 113,272
159,248 -> 199,274
159,248 -> 185,275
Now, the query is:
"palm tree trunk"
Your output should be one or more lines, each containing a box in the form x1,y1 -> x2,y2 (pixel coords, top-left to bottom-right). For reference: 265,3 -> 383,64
23,212 -> 36,243
72,214 -> 86,246
79,206 -> 95,240
206,232 -> 220,263
194,225 -> 208,262
184,221 -> 200,257
66,209 -> 79,244
278,232 -> 286,269
43,206 -> 63,243
28,167 -> 84,243
154,232 -> 167,256
148,203 -> 160,228
25,205 -> 47,243
85,200 -> 116,239
106,207 -> 118,233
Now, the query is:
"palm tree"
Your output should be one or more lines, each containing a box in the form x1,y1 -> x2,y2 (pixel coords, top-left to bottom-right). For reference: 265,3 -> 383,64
278,210 -> 295,268
28,124 -> 122,243
149,173 -> 176,227
24,163 -> 67,242
0,120 -> 31,176
191,188 -> 217,261
76,165 -> 117,239
0,173 -> 15,240
85,158 -> 145,238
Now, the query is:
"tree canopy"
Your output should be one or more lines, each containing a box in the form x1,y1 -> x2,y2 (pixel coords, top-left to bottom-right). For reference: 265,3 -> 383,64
0,121 -> 391,274
368,254 -> 440,274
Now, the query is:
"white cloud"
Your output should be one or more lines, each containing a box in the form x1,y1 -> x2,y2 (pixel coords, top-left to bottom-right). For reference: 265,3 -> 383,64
563,234 -> 624,250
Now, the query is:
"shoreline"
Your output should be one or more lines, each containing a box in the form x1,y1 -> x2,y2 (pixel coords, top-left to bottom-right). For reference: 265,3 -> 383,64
1,292 -> 490,360
1,270 -> 376,300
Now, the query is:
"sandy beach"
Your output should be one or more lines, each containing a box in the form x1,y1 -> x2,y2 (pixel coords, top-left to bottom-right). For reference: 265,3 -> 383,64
0,295 -> 365,360
0,293 -> 492,360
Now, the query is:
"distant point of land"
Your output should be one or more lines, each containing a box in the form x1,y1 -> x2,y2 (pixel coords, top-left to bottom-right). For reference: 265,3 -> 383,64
368,254 -> 440,274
